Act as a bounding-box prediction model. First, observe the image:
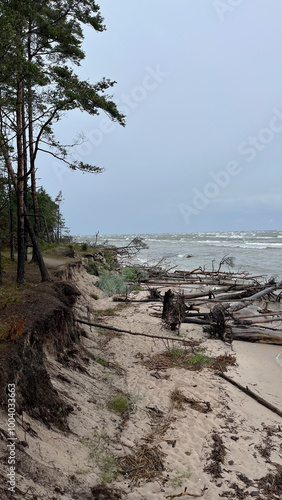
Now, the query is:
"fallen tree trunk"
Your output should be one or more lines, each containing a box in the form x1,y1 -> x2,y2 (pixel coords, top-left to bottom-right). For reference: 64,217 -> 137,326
216,372 -> 282,418
208,288 -> 261,301
184,286 -> 264,301
113,298 -> 162,303
76,319 -> 197,345
183,318 -> 210,325
229,285 -> 282,312
228,327 -> 282,344
236,317 -> 282,325
235,311 -> 282,319
184,312 -> 210,318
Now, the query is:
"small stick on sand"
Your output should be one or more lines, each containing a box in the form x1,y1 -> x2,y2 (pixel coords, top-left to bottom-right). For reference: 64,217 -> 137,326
166,485 -> 208,499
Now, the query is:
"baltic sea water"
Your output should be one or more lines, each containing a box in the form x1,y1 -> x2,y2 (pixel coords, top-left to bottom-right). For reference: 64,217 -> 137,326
75,230 -> 282,279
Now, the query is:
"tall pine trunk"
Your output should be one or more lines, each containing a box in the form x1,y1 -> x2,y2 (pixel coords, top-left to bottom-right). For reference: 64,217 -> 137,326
0,237 -> 2,287
8,171 -> 15,261
16,79 -> 25,284
22,98 -> 29,261
28,35 -> 40,262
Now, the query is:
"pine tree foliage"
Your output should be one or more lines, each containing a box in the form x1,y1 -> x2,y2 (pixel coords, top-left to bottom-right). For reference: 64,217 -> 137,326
0,0 -> 125,174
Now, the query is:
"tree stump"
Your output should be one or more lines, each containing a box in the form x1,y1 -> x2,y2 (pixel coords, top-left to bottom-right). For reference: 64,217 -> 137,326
162,290 -> 186,332
209,304 -> 226,339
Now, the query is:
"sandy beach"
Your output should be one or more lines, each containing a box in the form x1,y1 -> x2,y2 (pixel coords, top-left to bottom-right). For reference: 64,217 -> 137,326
1,1 -> 281,498
0,261 -> 281,499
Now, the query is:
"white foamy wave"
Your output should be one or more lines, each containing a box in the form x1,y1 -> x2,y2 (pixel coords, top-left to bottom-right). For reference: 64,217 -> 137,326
196,239 -> 282,250
243,242 -> 282,249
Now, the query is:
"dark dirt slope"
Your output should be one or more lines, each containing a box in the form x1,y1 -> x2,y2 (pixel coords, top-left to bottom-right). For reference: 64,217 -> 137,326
0,268 -> 82,430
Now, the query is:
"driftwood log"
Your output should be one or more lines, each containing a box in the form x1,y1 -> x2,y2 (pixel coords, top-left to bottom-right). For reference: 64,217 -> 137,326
76,319 -> 196,345
181,280 -> 282,344
228,284 -> 282,313
185,306 -> 282,345
146,270 -> 282,343
217,372 -> 282,418
228,327 -> 282,344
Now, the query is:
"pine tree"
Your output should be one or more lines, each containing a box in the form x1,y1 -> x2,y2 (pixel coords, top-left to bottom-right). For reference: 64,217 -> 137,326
0,0 -> 125,283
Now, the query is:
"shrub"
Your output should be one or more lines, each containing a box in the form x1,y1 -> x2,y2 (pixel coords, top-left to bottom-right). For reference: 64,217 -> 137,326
96,274 -> 128,296
81,242 -> 88,251
122,266 -> 148,282
107,394 -> 129,413
40,241 -> 60,252
167,347 -> 184,357
188,350 -> 211,367
96,357 -> 108,367
86,261 -> 99,276
103,250 -> 118,271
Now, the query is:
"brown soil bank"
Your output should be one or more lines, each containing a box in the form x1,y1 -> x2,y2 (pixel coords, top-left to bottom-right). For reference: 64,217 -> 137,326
0,277 -> 81,430
0,261 -> 84,497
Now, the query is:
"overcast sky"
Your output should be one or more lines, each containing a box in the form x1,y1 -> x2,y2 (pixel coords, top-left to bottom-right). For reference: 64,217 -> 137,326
39,0 -> 282,235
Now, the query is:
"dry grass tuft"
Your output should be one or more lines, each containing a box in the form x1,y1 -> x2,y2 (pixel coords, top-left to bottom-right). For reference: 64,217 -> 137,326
143,350 -> 236,373
119,444 -> 165,484
170,389 -> 212,413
